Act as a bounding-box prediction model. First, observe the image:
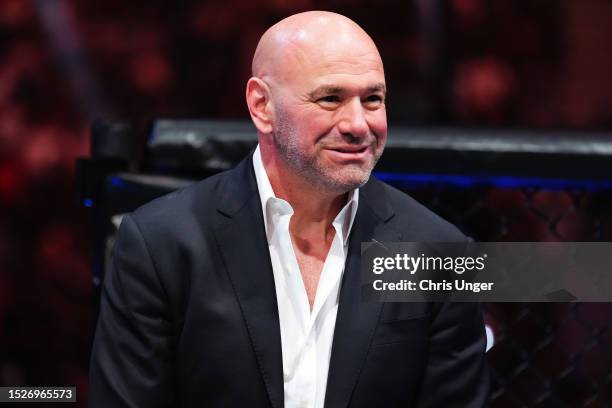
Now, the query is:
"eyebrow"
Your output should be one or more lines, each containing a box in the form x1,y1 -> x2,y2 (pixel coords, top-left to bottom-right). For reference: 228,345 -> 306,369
308,83 -> 387,99
367,83 -> 387,94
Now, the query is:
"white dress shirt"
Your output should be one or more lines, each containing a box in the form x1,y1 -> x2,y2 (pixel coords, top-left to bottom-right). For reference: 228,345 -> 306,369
252,146 -> 359,408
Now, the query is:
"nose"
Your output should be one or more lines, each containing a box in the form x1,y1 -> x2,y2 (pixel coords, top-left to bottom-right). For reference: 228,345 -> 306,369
337,98 -> 370,142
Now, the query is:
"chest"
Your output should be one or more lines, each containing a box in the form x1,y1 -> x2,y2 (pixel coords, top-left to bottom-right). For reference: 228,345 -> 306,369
292,240 -> 330,308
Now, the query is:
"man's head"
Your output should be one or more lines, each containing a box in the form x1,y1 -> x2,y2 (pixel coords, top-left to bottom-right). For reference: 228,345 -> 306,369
246,11 -> 387,194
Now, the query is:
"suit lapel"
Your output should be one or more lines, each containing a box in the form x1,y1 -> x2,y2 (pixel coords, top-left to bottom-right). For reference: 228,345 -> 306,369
324,179 -> 401,408
211,157 -> 401,408
213,156 -> 284,408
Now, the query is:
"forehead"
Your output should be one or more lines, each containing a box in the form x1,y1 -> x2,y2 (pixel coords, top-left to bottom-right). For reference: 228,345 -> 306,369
277,38 -> 385,93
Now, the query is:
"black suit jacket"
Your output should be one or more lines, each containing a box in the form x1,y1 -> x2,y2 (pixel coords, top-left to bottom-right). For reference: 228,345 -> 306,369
90,154 -> 489,407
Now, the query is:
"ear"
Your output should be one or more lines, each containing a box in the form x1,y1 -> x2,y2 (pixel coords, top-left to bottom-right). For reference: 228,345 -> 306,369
246,77 -> 273,134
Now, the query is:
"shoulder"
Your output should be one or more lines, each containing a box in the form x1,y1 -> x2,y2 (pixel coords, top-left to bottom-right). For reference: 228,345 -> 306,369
129,153 -> 256,228
362,177 -> 468,241
125,170 -> 232,241
133,172 -> 223,218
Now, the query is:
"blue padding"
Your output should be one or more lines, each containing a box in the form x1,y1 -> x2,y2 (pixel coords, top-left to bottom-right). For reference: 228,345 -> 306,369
374,172 -> 612,191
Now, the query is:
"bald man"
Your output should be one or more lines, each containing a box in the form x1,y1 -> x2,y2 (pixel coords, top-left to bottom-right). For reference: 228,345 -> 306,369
90,11 -> 489,408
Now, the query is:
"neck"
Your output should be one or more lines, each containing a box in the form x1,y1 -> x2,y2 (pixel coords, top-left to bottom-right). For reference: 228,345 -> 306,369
260,144 -> 348,234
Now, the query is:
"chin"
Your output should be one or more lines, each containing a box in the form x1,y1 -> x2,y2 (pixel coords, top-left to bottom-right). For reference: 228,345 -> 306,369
323,171 -> 371,192
306,160 -> 375,192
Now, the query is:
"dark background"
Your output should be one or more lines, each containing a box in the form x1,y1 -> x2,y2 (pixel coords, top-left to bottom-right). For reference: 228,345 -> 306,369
1,1 -> 611,407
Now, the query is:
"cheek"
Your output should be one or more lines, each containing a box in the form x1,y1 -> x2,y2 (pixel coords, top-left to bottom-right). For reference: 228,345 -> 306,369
295,112 -> 335,144
368,112 -> 388,142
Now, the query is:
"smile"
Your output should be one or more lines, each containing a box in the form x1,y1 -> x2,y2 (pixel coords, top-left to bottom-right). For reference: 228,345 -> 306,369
332,146 -> 368,153
326,146 -> 370,161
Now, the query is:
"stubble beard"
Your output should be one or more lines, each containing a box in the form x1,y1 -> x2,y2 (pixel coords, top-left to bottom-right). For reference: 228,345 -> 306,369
273,109 -> 381,194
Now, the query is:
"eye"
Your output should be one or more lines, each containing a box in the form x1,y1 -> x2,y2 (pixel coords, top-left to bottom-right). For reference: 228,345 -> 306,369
317,95 -> 341,104
363,94 -> 384,108
315,95 -> 342,110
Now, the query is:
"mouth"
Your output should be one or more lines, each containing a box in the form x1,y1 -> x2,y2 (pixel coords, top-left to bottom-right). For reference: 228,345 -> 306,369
325,145 -> 370,161
332,146 -> 368,153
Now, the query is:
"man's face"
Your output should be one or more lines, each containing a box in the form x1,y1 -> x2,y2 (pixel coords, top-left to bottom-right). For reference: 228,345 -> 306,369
269,41 -> 387,193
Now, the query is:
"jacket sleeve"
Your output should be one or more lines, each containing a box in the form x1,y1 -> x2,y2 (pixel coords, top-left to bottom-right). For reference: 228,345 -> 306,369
89,214 -> 176,407
414,302 -> 490,407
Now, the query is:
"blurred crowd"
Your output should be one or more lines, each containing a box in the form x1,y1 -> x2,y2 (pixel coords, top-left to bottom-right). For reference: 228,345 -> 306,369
0,0 -> 611,406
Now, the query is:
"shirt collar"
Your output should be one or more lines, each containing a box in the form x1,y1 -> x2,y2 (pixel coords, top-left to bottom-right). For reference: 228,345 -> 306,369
252,145 -> 359,246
